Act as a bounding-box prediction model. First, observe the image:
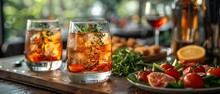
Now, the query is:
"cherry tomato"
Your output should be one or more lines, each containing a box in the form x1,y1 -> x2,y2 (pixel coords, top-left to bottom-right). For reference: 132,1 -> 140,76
183,73 -> 204,88
165,68 -> 181,81
137,71 -> 152,83
183,67 -> 193,75
179,60 -> 188,64
179,60 -> 197,67
186,62 -> 197,67
137,71 -> 144,80
182,66 -> 189,71
160,63 -> 174,70
207,68 -> 220,78
194,65 -> 205,73
202,65 -> 211,72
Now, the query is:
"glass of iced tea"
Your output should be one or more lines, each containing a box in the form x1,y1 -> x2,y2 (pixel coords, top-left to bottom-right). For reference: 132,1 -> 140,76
66,20 -> 112,83
24,19 -> 62,71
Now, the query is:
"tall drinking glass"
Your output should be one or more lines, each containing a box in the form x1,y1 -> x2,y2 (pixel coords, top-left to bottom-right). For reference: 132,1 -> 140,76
66,20 -> 112,83
25,19 -> 62,71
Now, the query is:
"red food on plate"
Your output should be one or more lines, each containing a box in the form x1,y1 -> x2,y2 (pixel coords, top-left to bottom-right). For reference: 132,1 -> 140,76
207,68 -> 220,78
165,68 -> 181,81
147,72 -> 176,87
160,63 -> 174,70
137,71 -> 152,83
194,65 -> 205,73
183,73 -> 204,88
183,67 -> 193,75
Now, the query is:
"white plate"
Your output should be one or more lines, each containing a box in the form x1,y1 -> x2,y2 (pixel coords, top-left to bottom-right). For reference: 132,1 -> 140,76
127,72 -> 220,94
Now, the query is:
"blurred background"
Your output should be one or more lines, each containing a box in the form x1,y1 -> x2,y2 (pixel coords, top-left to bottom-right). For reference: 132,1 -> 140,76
0,0 -> 219,58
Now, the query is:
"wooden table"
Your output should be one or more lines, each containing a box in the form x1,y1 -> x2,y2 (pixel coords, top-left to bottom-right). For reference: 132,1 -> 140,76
0,55 -> 155,94
0,78 -> 57,94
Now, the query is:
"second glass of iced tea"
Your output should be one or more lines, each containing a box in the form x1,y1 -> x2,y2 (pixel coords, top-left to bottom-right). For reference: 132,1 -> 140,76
66,20 -> 112,83
25,19 -> 62,71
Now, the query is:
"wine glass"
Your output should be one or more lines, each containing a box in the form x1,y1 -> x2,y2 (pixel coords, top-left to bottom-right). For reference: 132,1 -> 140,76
145,0 -> 169,46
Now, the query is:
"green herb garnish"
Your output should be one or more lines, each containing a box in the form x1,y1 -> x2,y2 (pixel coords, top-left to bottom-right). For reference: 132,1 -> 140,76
40,32 -> 45,40
41,23 -> 50,30
112,47 -> 145,76
32,23 -> 54,57
76,23 -> 105,46
40,23 -> 53,36
46,31 -> 53,36
76,23 -> 102,32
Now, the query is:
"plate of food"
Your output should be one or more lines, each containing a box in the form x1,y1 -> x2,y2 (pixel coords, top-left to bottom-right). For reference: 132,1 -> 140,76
126,59 -> 220,94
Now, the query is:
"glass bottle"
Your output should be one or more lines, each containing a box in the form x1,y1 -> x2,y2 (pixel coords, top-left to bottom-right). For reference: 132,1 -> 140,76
171,0 -> 198,56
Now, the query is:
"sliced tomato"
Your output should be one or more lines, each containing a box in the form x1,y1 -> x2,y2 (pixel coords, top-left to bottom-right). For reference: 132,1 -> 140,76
183,73 -> 204,88
202,65 -> 211,72
137,71 -> 144,80
137,71 -> 152,83
179,60 -> 188,65
165,68 -> 181,81
179,60 -> 197,68
182,66 -> 189,71
207,68 -> 220,78
183,67 -> 193,75
194,65 -> 205,73
186,62 -> 197,67
160,63 -> 174,70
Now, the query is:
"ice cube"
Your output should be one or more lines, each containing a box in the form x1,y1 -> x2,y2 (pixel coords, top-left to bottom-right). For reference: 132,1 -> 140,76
101,33 -> 111,45
44,42 -> 59,56
69,53 -> 87,65
85,33 -> 99,46
29,44 -> 38,52
99,52 -> 112,64
51,30 -> 62,41
30,33 -> 40,44
101,43 -> 111,52
67,34 -> 85,51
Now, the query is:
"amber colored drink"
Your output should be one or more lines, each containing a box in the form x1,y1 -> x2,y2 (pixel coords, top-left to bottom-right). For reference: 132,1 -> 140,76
147,16 -> 168,28
25,29 -> 62,62
66,21 -> 111,83
24,19 -> 63,72
171,0 -> 198,56
66,32 -> 112,73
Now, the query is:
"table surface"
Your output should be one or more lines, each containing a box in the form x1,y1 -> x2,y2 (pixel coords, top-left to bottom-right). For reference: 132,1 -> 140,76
0,78 -> 57,94
0,55 -> 155,94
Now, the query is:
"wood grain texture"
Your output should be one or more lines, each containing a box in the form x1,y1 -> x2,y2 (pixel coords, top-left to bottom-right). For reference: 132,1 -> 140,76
0,78 -> 57,94
0,55 -> 155,94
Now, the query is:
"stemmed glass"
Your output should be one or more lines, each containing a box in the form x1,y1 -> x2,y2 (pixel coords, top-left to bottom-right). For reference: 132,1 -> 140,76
145,0 -> 169,46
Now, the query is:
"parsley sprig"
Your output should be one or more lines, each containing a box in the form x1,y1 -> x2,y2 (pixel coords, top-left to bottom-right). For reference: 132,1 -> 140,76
112,48 -> 145,76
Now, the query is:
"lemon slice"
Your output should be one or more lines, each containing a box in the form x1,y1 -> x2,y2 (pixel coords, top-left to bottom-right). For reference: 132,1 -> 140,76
177,45 -> 205,63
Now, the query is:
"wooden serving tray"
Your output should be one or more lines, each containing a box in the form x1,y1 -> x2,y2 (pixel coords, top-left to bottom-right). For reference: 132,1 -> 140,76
0,55 -> 154,94
144,50 -> 167,63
